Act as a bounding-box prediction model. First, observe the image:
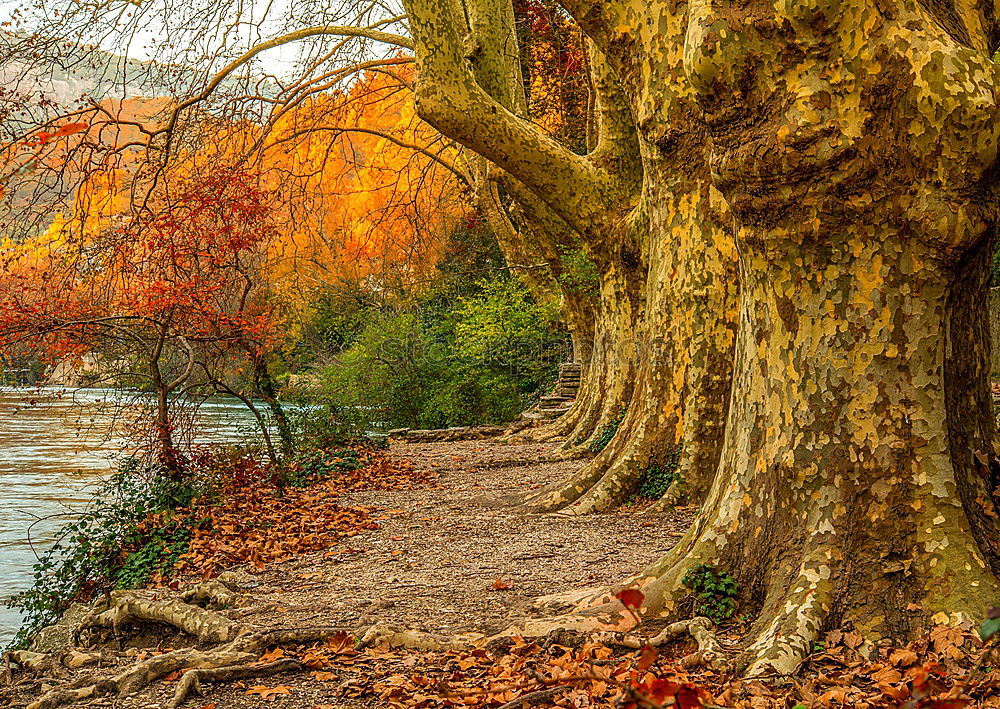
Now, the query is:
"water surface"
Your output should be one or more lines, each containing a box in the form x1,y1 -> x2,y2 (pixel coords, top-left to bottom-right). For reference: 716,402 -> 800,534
0,387 -> 261,645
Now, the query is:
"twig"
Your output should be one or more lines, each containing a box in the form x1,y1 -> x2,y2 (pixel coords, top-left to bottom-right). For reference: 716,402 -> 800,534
496,684 -> 572,709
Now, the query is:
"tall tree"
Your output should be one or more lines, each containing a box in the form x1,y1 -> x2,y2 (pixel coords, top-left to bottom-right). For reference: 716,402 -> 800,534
405,0 -> 1000,675
404,0 -> 739,514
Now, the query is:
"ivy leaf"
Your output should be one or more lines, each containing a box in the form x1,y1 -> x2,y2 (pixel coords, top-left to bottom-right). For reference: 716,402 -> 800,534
979,616 -> 1000,642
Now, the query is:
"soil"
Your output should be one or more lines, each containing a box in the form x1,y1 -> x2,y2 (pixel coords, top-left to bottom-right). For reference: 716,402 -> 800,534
8,437 -> 694,709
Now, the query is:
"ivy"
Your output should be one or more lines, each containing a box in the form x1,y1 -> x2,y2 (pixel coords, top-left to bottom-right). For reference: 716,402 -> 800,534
635,446 -> 683,501
589,407 -> 626,453
682,564 -> 739,624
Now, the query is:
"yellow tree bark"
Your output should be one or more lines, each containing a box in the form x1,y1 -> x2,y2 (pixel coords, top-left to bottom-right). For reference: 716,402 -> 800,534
518,0 -> 1000,677
406,0 -> 740,512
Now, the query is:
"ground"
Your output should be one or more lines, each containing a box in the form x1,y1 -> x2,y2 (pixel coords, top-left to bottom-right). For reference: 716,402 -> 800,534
4,438 -> 692,709
5,438 -> 997,709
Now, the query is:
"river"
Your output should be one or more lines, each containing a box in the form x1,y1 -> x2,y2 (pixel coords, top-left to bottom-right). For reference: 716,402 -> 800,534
0,387 -> 263,646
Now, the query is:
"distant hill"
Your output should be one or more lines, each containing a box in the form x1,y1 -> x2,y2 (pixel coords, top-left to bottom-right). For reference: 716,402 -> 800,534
0,32 -> 186,114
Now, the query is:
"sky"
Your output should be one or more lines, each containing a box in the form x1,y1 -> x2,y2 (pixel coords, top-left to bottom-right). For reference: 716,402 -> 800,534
0,0 -> 314,81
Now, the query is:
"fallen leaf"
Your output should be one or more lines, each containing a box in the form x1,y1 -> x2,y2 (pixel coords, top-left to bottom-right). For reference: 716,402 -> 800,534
311,670 -> 338,681
246,685 -> 292,700
491,577 -> 514,591
259,648 -> 285,662
636,644 -> 657,672
616,588 -> 645,610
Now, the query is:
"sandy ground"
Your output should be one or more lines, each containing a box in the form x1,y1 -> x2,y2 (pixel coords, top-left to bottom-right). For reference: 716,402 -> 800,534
7,438 -> 693,709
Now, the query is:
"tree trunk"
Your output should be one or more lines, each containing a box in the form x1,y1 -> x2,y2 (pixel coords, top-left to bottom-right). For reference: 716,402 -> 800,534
537,257 -> 644,454
253,354 -> 293,458
524,173 -> 738,512
523,3 -> 740,513
153,378 -> 183,479
523,0 -> 1000,673
148,331 -> 184,480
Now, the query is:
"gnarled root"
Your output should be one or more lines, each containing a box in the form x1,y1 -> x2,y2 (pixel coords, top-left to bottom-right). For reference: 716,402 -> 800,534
25,586 -> 357,709
648,618 -> 725,670
180,574 -> 249,610
171,657 -> 304,708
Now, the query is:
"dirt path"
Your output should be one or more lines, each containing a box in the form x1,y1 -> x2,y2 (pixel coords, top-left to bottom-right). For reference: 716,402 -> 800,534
248,439 -> 693,640
9,438 -> 693,709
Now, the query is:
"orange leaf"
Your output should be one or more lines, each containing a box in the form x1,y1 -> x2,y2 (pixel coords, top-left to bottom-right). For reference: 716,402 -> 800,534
311,670 -> 338,681
302,652 -> 325,669
636,644 -> 657,672
246,685 -> 292,700
491,577 -> 514,591
259,648 -> 285,662
54,122 -> 87,137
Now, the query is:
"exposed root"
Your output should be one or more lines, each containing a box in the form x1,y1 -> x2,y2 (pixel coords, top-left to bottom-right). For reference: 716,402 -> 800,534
648,618 -> 725,670
24,587 -> 357,709
358,624 -> 486,651
179,575 -> 249,610
170,658 -> 304,708
78,591 -> 244,644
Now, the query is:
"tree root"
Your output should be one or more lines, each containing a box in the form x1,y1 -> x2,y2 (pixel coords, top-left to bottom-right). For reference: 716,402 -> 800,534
179,574 -> 249,610
25,586 -> 355,709
647,618 -> 725,670
171,657 -> 304,708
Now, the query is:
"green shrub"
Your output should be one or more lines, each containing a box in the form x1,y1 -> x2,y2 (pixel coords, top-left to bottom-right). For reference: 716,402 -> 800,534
308,274 -> 568,431
682,563 -> 739,624
288,400 -> 370,451
7,460 -> 205,649
558,245 -> 600,299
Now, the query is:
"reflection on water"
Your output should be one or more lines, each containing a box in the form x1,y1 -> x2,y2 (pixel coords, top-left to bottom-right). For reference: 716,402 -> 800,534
0,387 -> 262,646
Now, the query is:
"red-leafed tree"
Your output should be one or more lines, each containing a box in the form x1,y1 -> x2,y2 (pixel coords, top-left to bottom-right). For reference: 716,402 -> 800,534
0,167 -> 284,474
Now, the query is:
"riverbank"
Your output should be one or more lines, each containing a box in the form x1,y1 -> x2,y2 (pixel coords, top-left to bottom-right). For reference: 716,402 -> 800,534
4,439 -> 997,709
0,387 -> 265,646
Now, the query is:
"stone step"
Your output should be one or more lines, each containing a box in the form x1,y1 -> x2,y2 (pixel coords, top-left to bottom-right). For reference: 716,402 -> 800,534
539,407 -> 571,416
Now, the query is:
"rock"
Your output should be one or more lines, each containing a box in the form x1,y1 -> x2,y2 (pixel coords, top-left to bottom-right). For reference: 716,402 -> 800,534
64,650 -> 100,668
29,601 -> 97,653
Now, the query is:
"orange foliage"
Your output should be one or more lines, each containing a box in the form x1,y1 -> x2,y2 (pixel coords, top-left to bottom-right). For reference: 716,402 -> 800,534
8,66 -> 465,345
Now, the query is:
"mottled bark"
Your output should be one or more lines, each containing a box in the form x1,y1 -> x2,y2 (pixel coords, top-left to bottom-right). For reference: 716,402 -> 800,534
520,0 -> 1000,675
524,1 -> 738,512
407,0 -> 648,458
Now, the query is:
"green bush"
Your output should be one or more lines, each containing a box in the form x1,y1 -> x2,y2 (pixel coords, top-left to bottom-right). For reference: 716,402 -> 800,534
7,460 -> 205,649
310,274 -> 568,430
558,245 -> 600,299
681,563 -> 739,624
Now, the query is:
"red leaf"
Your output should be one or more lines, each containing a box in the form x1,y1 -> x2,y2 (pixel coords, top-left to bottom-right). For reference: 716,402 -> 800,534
636,644 -> 657,672
491,577 -> 514,590
54,122 -> 87,136
676,685 -> 703,709
616,588 -> 645,609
